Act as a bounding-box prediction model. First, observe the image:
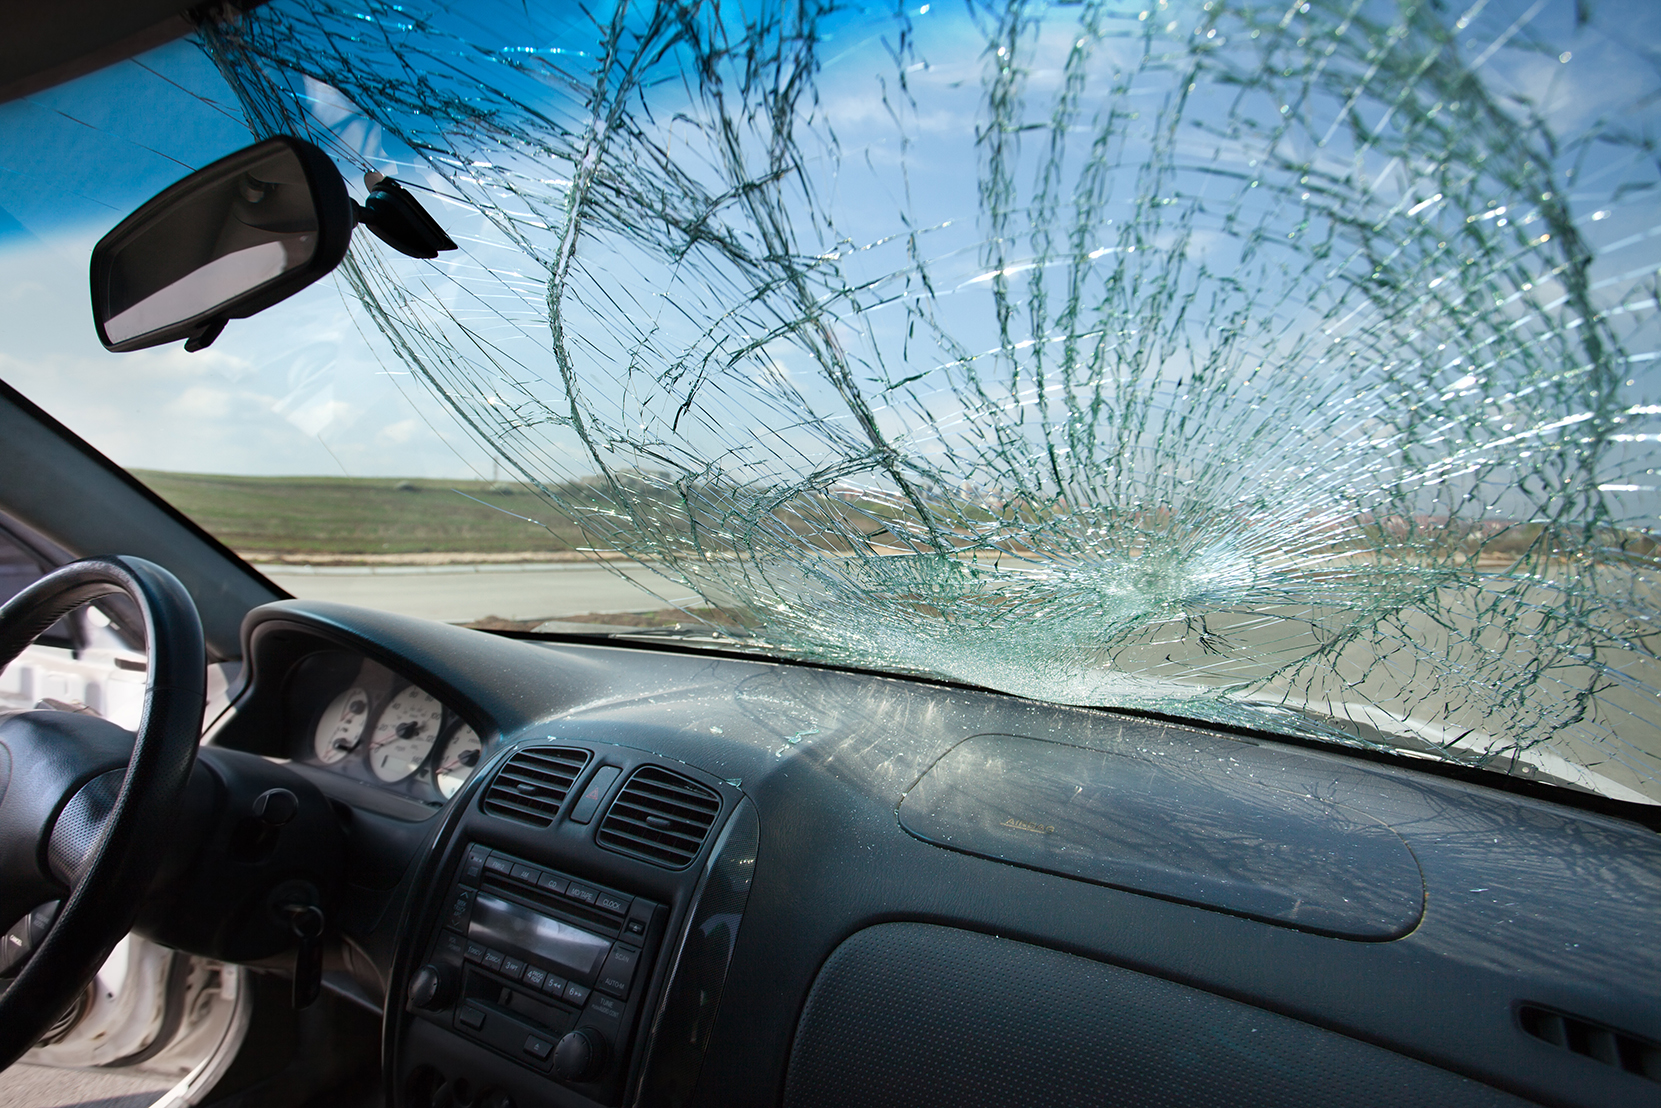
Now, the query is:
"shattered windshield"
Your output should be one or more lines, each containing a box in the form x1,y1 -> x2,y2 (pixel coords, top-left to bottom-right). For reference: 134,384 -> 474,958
2,0 -> 1659,804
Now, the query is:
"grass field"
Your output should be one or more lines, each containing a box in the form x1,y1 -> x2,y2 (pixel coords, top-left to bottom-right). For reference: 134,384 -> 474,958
132,470 -> 602,558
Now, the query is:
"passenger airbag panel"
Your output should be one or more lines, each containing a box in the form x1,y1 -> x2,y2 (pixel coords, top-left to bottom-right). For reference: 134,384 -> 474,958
899,733 -> 1423,939
784,924 -> 1523,1108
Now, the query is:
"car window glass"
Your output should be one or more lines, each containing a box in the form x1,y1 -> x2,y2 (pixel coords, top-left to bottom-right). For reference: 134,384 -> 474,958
0,0 -> 1657,804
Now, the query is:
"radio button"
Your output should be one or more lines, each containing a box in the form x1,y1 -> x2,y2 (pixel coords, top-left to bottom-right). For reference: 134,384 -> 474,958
541,974 -> 567,1000
482,949 -> 505,973
594,892 -> 629,915
563,981 -> 591,1007
566,884 -> 598,907
537,872 -> 569,896
596,945 -> 640,999
446,890 -> 473,930
587,993 -> 625,1025
523,967 -> 546,990
464,941 -> 487,964
510,863 -> 540,886
501,956 -> 526,980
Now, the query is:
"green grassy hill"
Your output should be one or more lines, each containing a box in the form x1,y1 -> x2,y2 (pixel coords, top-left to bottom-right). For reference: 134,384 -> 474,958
132,471 -> 599,558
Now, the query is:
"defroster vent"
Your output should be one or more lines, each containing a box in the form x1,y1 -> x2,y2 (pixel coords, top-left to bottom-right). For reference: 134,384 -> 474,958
482,746 -> 591,827
597,766 -> 721,868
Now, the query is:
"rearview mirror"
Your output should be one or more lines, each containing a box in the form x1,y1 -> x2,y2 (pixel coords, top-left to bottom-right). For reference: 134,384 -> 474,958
90,136 -> 353,353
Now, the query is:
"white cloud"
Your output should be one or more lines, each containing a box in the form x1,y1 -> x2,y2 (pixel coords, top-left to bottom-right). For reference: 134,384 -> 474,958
168,386 -> 234,420
377,417 -> 421,444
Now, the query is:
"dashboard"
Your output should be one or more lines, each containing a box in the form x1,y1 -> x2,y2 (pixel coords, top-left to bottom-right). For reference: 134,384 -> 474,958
200,598 -> 1661,1108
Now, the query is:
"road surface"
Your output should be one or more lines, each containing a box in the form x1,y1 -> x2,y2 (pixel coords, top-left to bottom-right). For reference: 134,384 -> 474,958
254,560 -> 694,624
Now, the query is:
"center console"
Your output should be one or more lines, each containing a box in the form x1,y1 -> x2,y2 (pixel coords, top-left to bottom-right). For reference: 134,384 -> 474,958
392,743 -> 754,1108
408,844 -> 666,1089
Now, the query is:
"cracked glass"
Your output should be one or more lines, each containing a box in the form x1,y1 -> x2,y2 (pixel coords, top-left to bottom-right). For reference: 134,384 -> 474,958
2,0 -> 1659,804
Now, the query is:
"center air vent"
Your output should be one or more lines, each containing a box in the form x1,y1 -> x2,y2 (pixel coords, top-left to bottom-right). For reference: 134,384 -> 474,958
597,766 -> 721,869
482,747 -> 591,827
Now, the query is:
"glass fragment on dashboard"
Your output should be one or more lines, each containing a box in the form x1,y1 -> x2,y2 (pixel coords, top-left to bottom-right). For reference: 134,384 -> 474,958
167,0 -> 1661,805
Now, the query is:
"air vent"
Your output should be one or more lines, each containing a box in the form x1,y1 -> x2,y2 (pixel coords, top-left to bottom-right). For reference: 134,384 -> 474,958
1520,1005 -> 1661,1081
482,747 -> 591,827
597,766 -> 721,869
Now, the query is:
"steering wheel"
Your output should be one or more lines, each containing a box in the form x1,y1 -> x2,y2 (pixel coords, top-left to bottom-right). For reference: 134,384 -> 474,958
0,556 -> 204,1068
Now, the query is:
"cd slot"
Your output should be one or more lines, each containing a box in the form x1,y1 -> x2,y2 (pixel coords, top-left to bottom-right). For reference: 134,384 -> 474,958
463,969 -> 579,1038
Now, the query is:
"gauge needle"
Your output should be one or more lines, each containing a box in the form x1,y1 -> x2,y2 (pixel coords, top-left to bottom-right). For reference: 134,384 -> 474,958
439,749 -> 479,774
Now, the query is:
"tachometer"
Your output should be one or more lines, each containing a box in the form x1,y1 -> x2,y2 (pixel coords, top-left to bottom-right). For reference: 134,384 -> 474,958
367,685 -> 445,781
434,725 -> 483,798
313,686 -> 371,764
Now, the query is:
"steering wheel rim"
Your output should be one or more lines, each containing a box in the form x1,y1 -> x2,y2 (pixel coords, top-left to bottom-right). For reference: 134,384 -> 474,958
0,556 -> 204,1068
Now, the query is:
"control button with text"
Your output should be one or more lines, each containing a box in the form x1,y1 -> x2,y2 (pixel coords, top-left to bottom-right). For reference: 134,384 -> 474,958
594,892 -> 629,915
482,949 -> 505,973
541,974 -> 567,1000
563,981 -> 591,1006
537,871 -> 569,896
586,992 -> 626,1026
446,890 -> 473,929
483,854 -> 514,877
501,956 -> 526,980
565,884 -> 598,907
523,967 -> 546,990
464,941 -> 486,964
511,863 -> 540,885
596,944 -> 641,998
462,845 -> 490,884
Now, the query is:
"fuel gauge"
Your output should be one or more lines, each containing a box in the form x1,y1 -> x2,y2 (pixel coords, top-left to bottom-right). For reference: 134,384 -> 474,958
313,686 -> 371,763
435,725 -> 483,798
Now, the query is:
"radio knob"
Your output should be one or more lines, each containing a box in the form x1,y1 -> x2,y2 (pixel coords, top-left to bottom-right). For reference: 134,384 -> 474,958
553,1027 -> 607,1082
408,964 -> 457,1010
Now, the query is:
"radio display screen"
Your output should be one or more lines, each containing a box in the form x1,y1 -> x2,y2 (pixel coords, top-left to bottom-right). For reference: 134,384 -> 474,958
469,893 -> 610,982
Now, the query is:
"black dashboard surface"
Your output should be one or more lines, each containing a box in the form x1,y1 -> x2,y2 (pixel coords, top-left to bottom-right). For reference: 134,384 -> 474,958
212,599 -> 1661,1108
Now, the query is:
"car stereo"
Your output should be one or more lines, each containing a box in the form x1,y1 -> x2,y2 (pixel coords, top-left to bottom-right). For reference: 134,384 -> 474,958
406,842 -> 664,1092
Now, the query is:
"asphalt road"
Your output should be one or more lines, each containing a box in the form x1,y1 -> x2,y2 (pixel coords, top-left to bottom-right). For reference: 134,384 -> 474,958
255,560 -> 695,623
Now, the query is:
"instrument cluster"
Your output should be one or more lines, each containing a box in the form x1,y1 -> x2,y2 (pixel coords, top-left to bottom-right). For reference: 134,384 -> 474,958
286,649 -> 484,802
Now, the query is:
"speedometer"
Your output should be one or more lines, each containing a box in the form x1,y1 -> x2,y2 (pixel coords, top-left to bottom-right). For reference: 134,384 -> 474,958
434,725 -> 483,798
367,685 -> 445,781
313,686 -> 370,764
